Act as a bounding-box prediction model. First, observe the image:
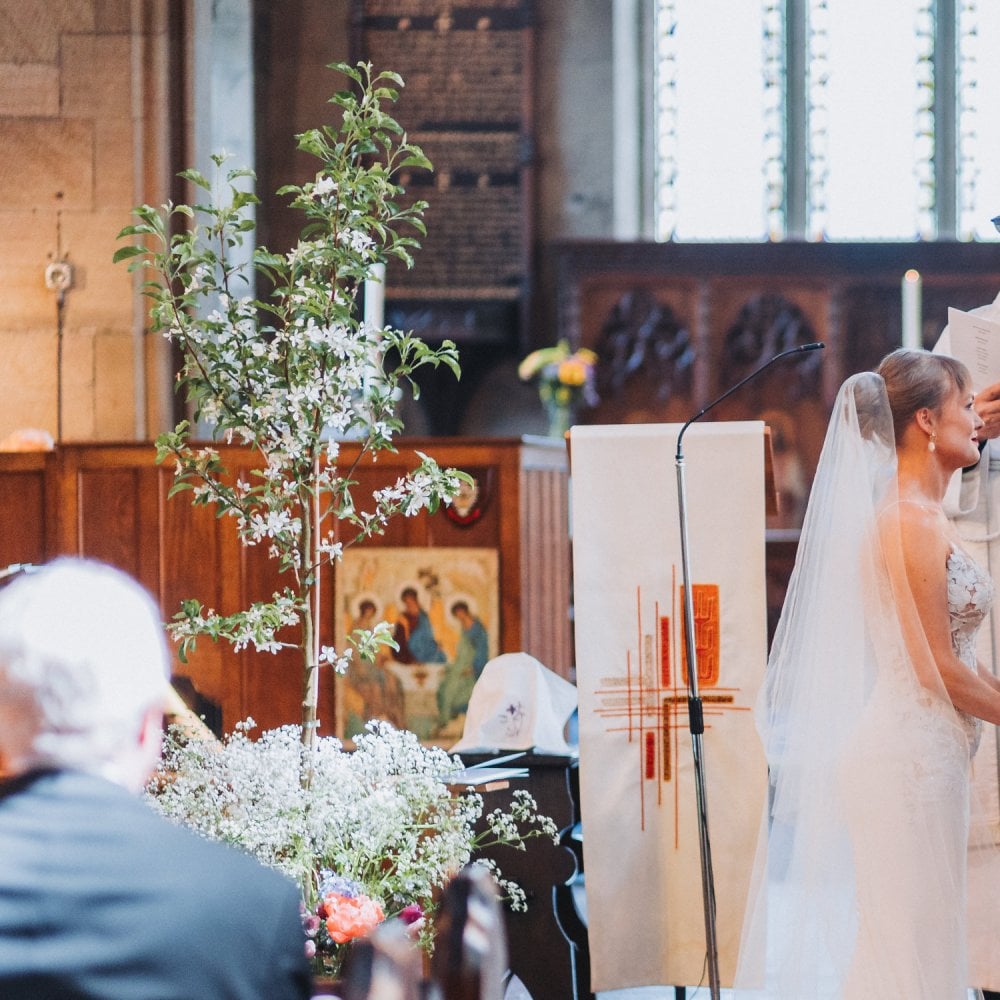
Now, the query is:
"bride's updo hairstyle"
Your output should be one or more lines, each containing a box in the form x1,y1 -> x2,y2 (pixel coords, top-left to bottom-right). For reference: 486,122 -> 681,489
876,347 -> 971,445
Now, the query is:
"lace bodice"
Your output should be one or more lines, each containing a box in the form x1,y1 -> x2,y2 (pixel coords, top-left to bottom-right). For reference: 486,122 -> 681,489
947,545 -> 992,665
947,544 -> 993,748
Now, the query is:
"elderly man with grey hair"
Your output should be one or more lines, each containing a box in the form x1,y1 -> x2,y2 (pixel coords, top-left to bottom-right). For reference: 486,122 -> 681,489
0,558 -> 311,1000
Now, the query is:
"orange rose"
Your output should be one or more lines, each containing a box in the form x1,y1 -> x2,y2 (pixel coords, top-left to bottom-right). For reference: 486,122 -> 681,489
323,891 -> 385,944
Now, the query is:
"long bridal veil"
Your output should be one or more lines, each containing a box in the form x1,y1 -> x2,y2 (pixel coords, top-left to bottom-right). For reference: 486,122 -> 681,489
735,372 -> 1000,999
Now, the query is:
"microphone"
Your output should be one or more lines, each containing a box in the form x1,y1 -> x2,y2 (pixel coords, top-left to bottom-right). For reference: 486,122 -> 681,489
672,339 -> 822,1000
676,342 -> 825,458
676,344 -> 823,1000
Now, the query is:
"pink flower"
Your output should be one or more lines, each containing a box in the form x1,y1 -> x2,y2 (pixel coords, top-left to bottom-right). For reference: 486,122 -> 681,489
398,903 -> 425,938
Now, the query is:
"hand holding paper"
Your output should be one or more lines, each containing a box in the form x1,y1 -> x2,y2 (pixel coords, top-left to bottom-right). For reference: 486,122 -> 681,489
975,381 -> 1000,441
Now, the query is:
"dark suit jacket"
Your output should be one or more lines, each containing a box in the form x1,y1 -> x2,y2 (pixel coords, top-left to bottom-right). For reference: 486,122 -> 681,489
0,768 -> 312,1000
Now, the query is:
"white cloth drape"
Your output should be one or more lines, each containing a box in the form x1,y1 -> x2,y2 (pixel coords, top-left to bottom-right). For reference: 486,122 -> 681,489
570,422 -> 768,991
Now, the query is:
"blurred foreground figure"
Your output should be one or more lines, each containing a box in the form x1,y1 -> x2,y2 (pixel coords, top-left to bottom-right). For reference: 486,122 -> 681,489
0,558 -> 311,1000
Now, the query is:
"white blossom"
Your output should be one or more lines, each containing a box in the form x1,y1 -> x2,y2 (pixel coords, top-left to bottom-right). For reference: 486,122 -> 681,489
313,175 -> 337,199
147,720 -> 556,929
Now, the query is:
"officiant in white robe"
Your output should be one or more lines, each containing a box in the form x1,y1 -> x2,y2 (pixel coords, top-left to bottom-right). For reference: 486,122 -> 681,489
935,289 -> 1000,1000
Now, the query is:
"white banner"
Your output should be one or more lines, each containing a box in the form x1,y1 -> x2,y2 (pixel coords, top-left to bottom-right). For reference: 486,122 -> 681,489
570,422 -> 769,991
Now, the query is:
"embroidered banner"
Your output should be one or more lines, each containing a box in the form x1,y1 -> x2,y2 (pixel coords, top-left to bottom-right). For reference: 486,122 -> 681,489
570,422 -> 768,991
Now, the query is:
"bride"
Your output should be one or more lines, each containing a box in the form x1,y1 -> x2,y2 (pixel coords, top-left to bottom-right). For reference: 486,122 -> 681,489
736,349 -> 1000,998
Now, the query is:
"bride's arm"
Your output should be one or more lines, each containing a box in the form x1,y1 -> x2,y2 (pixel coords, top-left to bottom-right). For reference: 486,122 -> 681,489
900,512 -> 1000,725
976,665 -> 1000,697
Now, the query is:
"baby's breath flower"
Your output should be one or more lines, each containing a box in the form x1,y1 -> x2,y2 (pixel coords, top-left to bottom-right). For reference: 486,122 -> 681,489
146,718 -> 558,979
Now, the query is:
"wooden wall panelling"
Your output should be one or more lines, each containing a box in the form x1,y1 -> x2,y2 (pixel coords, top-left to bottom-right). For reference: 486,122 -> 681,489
496,443 -> 525,663
839,280 -> 908,376
0,452 -> 49,570
198,447 -> 296,732
0,439 -> 571,733
45,445 -> 240,732
706,277 -> 831,517
912,275 -> 1000,356
76,467 -> 145,580
237,538 -> 311,734
823,278 -> 846,407
166,495 -> 245,732
52,447 -> 160,591
519,443 -> 572,677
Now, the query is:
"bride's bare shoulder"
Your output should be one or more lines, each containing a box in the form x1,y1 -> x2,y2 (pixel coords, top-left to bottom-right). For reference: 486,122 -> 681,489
877,500 -> 951,557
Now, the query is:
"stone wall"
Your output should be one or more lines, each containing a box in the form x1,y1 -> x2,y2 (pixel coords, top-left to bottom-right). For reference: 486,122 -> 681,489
0,0 -> 618,441
0,0 -> 176,444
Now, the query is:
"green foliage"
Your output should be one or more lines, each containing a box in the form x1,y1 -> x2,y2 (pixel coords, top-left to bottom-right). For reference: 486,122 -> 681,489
116,63 -> 468,748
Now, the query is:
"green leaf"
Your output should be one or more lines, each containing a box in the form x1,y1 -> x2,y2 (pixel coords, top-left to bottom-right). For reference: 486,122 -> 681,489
112,245 -> 146,263
178,168 -> 212,191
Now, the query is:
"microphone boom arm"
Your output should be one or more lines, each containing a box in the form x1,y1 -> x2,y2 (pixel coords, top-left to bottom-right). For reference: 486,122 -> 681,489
676,342 -> 824,459
673,339 -> 823,1000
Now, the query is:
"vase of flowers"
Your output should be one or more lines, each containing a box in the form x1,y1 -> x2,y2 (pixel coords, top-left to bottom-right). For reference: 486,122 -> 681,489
148,720 -> 558,980
518,340 -> 599,439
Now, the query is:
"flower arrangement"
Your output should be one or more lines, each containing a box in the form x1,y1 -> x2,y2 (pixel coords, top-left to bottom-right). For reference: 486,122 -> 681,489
114,62 -> 468,764
518,340 -> 599,437
148,720 -> 559,978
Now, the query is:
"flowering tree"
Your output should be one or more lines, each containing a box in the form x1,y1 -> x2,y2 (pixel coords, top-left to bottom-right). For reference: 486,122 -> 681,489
115,62 -> 467,763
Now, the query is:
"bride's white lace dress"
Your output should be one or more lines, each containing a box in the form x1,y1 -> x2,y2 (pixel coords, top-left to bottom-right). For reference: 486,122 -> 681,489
840,544 -> 992,999
736,376 -> 1000,1000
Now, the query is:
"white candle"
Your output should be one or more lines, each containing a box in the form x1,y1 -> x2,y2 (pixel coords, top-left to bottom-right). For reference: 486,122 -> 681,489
364,262 -> 386,331
901,269 -> 922,350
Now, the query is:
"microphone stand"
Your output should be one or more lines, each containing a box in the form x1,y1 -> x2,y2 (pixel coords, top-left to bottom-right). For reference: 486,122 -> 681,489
674,342 -> 824,1000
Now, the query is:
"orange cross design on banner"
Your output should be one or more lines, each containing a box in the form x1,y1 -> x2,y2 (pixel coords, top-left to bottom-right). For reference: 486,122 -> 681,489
591,568 -> 748,839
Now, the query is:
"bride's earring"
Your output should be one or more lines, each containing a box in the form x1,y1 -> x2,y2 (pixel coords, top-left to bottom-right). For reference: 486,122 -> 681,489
928,432 -> 937,453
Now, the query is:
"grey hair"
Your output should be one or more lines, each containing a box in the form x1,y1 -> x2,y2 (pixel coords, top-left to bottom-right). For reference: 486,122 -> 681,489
0,558 -> 169,780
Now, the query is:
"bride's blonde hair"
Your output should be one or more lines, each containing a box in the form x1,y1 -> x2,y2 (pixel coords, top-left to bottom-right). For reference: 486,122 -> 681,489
876,347 -> 970,444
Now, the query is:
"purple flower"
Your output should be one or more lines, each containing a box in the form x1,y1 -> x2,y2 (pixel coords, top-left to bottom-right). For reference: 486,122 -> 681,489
319,871 -> 363,899
398,903 -> 423,925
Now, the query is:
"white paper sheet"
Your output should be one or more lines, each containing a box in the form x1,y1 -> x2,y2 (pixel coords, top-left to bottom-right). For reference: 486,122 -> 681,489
946,306 -> 1000,391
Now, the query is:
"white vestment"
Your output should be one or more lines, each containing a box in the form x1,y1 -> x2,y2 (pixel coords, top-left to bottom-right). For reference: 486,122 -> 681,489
936,295 -> 1000,989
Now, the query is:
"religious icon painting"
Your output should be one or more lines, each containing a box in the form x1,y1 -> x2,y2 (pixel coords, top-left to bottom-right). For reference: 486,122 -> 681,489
334,546 -> 499,747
